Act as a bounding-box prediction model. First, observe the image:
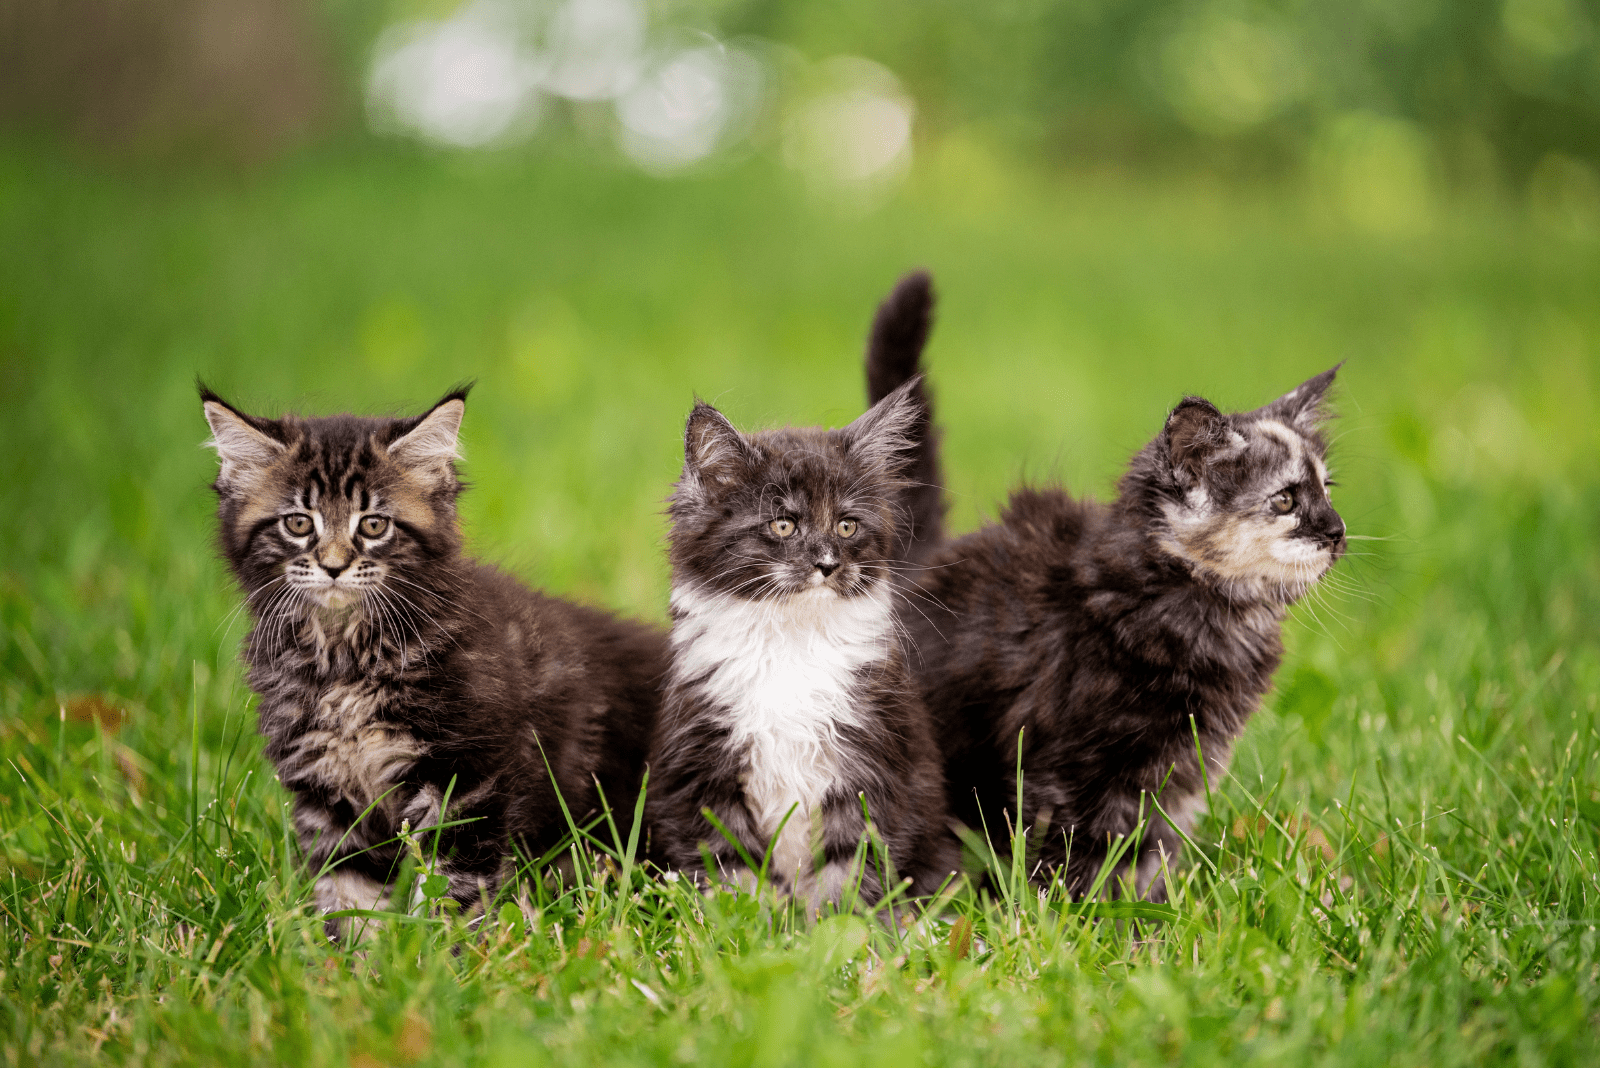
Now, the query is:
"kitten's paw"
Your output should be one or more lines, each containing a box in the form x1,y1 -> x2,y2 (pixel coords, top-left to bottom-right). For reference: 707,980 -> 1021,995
316,870 -> 390,944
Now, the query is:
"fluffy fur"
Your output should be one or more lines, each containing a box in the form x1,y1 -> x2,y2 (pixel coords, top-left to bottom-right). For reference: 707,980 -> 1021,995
646,381 -> 960,906
202,385 -> 666,936
867,334 -> 1346,897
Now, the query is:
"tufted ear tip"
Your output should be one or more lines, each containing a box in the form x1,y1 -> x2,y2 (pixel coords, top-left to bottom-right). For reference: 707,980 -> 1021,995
844,376 -> 923,476
682,401 -> 753,495
388,392 -> 467,488
201,392 -> 284,486
1268,365 -> 1341,429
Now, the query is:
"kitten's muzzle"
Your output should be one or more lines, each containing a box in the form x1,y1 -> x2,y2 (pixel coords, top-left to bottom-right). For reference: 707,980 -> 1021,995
315,542 -> 355,582
1309,516 -> 1346,560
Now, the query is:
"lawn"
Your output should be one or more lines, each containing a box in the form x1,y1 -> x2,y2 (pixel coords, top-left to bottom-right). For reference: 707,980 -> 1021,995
1,136 -> 1598,1066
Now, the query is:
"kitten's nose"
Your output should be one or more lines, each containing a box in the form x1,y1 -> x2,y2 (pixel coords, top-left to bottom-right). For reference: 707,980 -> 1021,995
815,560 -> 838,578
321,562 -> 347,579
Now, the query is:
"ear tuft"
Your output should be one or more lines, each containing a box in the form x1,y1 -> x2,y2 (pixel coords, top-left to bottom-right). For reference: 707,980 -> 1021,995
1165,397 -> 1227,487
389,394 -> 466,487
1267,364 -> 1340,429
683,403 -> 753,495
201,389 -> 284,488
844,376 -> 923,475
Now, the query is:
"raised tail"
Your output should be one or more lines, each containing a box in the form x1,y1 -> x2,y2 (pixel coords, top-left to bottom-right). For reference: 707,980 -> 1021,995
864,270 -> 944,564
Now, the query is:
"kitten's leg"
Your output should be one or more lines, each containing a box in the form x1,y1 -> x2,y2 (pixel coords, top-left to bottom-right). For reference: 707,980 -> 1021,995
698,811 -> 773,897
1133,819 -> 1184,902
810,793 -> 889,911
707,859 -> 763,896
802,856 -> 869,911
1056,790 -> 1181,901
293,794 -> 398,942
315,869 -> 391,943
657,780 -> 770,894
402,785 -> 508,920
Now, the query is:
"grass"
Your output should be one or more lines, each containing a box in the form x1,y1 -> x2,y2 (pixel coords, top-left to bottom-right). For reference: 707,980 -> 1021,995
1,134 -> 1598,1066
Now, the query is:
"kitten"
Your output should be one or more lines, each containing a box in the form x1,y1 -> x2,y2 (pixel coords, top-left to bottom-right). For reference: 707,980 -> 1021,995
201,385 -> 666,936
866,332 -> 1345,897
645,380 -> 960,907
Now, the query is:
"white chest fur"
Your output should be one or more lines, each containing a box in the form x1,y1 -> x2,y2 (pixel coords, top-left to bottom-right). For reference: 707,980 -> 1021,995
669,584 -> 894,884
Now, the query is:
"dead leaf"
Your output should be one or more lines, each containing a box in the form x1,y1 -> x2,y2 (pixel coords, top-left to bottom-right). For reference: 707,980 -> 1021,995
63,694 -> 126,733
395,1012 -> 431,1062
947,917 -> 973,960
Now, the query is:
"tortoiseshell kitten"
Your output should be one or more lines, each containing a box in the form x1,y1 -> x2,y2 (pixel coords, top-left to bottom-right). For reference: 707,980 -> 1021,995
867,329 -> 1345,898
646,380 -> 960,907
201,385 -> 666,936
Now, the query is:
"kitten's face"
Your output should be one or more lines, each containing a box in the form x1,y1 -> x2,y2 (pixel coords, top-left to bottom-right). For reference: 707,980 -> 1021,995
669,382 -> 920,601
201,389 -> 467,625
1147,368 -> 1345,604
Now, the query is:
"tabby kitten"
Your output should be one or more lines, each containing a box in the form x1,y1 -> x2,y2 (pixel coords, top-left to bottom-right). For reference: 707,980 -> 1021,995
867,337 -> 1345,898
202,385 -> 666,936
646,381 -> 960,906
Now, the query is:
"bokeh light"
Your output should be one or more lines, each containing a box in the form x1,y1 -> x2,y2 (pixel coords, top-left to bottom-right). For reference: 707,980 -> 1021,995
782,56 -> 914,193
366,0 -> 781,169
367,0 -> 543,148
615,43 -> 764,171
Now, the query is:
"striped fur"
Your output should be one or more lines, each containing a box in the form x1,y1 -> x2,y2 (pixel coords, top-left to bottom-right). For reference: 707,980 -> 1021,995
202,385 -> 666,937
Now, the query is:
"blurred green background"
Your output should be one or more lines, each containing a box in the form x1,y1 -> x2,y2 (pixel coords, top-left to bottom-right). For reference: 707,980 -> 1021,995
0,0 -> 1596,775
4,3 -> 1600,1064
1,0 -> 1596,624
1,0 -> 1597,718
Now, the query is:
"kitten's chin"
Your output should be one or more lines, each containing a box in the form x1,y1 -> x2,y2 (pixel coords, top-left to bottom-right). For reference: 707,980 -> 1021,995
1169,550 -> 1336,605
788,583 -> 839,602
1158,519 -> 1338,605
1254,555 -> 1336,605
310,586 -> 359,610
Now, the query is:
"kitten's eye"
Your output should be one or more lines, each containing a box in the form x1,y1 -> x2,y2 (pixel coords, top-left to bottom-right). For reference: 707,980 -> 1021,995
1269,490 -> 1296,515
283,514 -> 313,537
360,515 -> 390,538
836,519 -> 858,538
770,518 -> 797,538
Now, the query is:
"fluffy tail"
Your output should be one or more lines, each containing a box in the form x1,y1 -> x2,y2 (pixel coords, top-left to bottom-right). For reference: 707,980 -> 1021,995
865,270 -> 944,564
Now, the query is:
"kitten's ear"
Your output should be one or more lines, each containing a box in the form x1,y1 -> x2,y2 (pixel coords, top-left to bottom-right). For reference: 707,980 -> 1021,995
389,387 -> 468,488
844,376 -> 922,475
1165,397 -> 1229,487
683,402 -> 754,495
1265,364 -> 1340,430
200,384 -> 284,489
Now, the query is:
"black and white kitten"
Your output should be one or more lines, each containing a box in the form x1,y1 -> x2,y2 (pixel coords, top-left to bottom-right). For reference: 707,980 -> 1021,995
646,381 -> 960,906
865,297 -> 1345,897
202,385 -> 666,935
